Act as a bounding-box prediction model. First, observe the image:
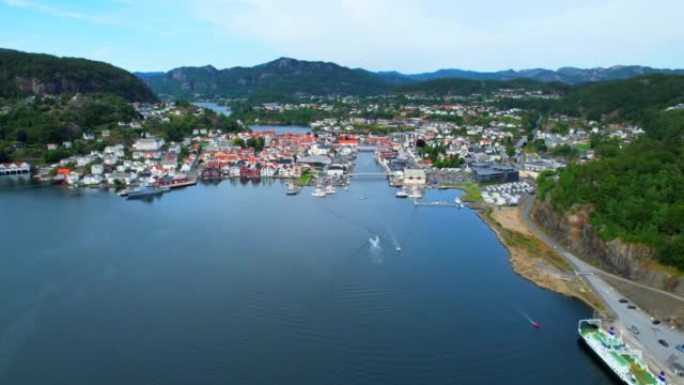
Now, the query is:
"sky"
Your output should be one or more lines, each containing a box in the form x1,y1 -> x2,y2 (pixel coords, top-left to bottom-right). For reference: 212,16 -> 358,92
1,0 -> 683,73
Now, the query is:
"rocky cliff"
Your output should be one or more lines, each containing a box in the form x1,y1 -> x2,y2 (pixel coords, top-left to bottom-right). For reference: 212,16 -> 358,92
0,48 -> 157,102
532,198 -> 684,296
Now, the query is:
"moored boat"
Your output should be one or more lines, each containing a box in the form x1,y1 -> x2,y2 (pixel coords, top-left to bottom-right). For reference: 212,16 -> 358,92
286,182 -> 301,195
396,189 -> 408,198
126,186 -> 169,200
311,186 -> 327,197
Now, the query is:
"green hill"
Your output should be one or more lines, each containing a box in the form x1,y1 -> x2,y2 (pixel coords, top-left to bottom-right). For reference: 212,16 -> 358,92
0,48 -> 157,102
141,58 -> 392,99
393,77 -> 569,96
539,74 -> 684,270
552,74 -> 684,122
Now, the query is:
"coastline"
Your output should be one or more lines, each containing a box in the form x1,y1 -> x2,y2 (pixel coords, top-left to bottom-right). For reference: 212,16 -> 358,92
472,202 -> 604,311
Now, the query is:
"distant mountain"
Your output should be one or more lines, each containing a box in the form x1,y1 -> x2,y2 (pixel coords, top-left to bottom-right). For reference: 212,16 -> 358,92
0,48 -> 157,102
140,57 -> 392,99
382,65 -> 684,85
140,58 -> 684,100
394,77 -> 569,96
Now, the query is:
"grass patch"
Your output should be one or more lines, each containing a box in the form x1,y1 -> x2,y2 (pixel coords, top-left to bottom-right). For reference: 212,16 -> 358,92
295,173 -> 313,186
441,182 -> 482,202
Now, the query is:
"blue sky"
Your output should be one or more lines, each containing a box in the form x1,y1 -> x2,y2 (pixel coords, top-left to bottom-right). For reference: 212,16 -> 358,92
1,0 -> 682,73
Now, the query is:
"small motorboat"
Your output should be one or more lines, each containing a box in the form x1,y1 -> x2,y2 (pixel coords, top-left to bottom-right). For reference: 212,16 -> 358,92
312,186 -> 327,197
395,190 -> 408,198
532,322 -> 540,329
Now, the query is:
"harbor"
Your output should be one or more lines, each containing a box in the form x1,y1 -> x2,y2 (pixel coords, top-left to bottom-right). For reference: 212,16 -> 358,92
0,153 -> 619,385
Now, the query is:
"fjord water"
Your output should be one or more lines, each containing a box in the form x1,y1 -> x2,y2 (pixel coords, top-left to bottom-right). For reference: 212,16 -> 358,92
0,152 -> 614,385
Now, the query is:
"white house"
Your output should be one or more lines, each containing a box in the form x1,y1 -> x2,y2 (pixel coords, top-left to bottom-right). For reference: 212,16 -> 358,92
82,174 -> 103,186
403,169 -> 426,187
133,138 -> 165,152
91,164 -> 104,175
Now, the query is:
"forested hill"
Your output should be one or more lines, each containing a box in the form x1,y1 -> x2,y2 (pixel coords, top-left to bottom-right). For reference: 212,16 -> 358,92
393,77 -> 570,96
0,48 -> 157,102
538,74 -> 684,270
551,74 -> 684,123
140,57 -> 392,99
381,65 -> 684,84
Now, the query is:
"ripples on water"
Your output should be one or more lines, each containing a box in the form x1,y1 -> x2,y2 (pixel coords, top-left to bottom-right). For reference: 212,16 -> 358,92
0,155 -> 614,385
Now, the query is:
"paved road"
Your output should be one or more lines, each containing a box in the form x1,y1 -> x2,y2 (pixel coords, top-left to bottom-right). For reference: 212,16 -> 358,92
519,195 -> 684,382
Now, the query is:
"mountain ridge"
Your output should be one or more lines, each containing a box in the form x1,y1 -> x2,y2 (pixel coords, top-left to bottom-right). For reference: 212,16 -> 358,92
137,58 -> 684,99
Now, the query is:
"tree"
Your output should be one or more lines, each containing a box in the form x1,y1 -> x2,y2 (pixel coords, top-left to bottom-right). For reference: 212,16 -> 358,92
232,137 -> 246,148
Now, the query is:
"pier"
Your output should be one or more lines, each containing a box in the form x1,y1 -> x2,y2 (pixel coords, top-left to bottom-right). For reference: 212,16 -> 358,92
413,200 -> 464,208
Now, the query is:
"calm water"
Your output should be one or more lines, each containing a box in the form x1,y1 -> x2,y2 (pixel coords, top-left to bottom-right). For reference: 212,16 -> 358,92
0,153 -> 614,385
192,102 -> 231,116
250,124 -> 311,135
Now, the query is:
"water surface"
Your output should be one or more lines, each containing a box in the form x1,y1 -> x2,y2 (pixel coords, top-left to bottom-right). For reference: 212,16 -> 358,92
0,154 -> 613,384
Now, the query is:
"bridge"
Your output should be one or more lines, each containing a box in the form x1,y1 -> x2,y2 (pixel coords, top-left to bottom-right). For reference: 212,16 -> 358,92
350,172 -> 386,176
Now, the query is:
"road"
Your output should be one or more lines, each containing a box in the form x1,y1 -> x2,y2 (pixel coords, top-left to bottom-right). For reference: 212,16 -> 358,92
519,196 -> 684,382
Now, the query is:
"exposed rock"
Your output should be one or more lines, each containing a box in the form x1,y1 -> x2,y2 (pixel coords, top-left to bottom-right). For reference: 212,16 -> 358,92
532,198 -> 684,296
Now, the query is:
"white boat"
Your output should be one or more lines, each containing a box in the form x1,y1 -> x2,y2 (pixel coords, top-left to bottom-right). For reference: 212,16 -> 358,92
312,187 -> 327,197
578,319 -> 667,385
286,182 -> 301,195
325,185 -> 336,194
407,187 -> 422,199
395,189 -> 409,198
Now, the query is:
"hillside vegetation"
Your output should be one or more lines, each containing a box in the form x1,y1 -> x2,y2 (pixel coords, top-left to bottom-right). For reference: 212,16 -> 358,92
142,57 -> 391,99
0,48 -> 157,102
538,75 -> 684,270
394,77 -> 569,96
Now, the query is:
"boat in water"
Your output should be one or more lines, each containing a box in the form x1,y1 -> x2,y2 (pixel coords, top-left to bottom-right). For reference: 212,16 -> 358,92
286,182 -> 301,195
407,186 -> 423,199
126,186 -> 169,200
325,185 -> 337,194
395,189 -> 409,198
311,186 -> 327,197
578,319 -> 667,385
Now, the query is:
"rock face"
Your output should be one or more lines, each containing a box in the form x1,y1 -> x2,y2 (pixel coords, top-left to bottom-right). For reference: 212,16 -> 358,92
532,198 -> 684,296
0,48 -> 157,102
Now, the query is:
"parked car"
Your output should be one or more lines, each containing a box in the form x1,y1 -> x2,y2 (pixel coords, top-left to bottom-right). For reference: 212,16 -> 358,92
658,339 -> 669,347
629,325 -> 640,335
652,319 -> 661,325
619,298 -> 628,303
676,344 -> 684,354
627,305 -> 637,310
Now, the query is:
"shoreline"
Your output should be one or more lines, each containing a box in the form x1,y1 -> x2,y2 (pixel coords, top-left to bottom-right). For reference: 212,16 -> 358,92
472,202 -> 604,311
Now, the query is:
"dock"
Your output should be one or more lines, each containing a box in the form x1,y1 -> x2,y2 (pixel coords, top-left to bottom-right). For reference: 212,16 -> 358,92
413,200 -> 465,208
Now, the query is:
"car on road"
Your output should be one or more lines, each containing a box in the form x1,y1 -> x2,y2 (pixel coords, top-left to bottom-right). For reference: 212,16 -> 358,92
658,339 -> 669,347
619,298 -> 628,303
627,305 -> 637,309
652,319 -> 661,325
676,344 -> 684,354
629,325 -> 640,335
